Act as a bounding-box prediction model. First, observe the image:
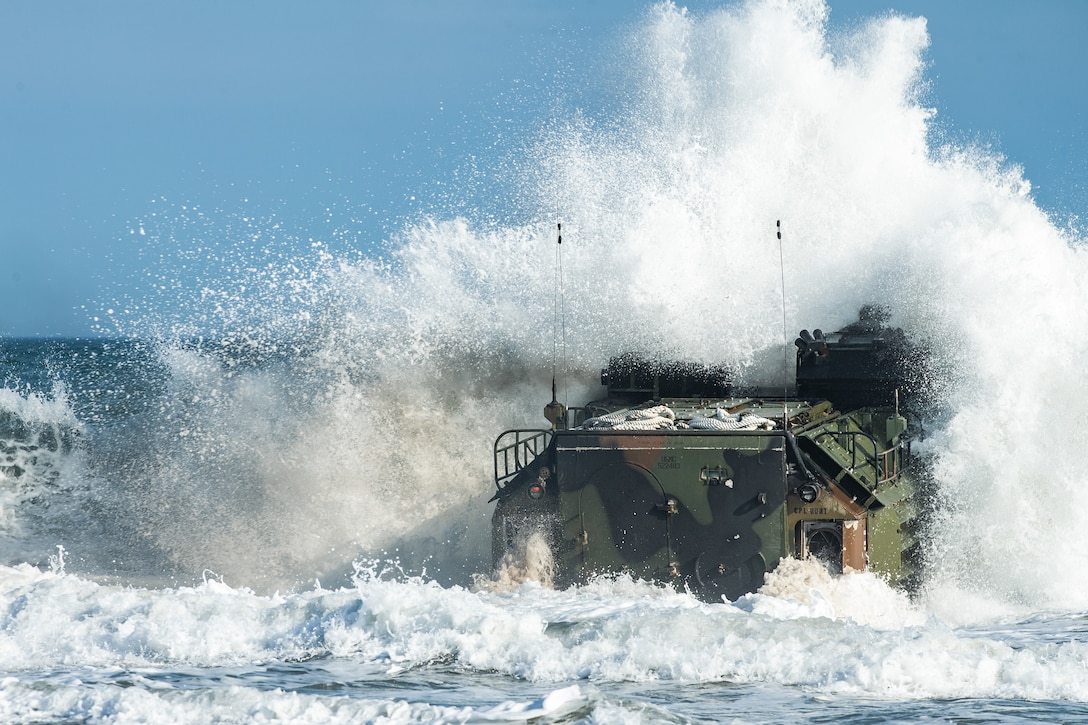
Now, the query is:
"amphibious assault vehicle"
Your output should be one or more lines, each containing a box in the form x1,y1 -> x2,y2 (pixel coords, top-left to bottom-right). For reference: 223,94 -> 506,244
490,310 -> 920,601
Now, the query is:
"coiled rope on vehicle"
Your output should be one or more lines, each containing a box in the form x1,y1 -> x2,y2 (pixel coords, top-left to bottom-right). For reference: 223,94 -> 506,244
687,408 -> 778,431
581,405 -> 777,431
582,405 -> 676,430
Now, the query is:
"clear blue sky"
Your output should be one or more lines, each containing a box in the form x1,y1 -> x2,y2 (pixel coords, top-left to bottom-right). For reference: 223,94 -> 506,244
2,0 -> 1085,336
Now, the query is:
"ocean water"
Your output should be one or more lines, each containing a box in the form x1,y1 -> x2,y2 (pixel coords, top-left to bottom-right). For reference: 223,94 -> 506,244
5,0 -> 1088,722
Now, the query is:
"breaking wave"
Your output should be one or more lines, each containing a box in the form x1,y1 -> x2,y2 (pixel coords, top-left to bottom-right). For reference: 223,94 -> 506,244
3,0 -> 1087,617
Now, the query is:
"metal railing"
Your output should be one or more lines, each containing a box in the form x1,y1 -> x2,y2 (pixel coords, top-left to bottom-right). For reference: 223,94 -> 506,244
811,428 -> 904,487
493,429 -> 552,489
877,444 -> 902,484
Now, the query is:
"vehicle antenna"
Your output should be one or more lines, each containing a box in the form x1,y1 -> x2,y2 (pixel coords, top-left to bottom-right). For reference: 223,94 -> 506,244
544,220 -> 568,429
777,220 -> 789,430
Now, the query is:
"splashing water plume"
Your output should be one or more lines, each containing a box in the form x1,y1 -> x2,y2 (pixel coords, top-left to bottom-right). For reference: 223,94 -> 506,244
4,0 -> 1087,615
476,530 -> 557,593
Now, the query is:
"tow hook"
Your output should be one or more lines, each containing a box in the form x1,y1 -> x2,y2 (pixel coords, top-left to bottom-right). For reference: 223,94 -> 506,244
656,498 -> 679,516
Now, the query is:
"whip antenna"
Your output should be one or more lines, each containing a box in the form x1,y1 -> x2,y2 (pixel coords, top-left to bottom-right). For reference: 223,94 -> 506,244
544,221 -> 568,429
777,220 -> 789,430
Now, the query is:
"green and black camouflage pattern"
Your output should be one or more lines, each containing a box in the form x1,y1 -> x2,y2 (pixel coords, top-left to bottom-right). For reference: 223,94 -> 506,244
492,314 -> 920,602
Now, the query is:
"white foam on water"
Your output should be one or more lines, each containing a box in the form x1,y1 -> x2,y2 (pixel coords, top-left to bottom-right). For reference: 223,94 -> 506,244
0,678 -> 592,725
739,557 -> 927,630
2,564 -> 1087,705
